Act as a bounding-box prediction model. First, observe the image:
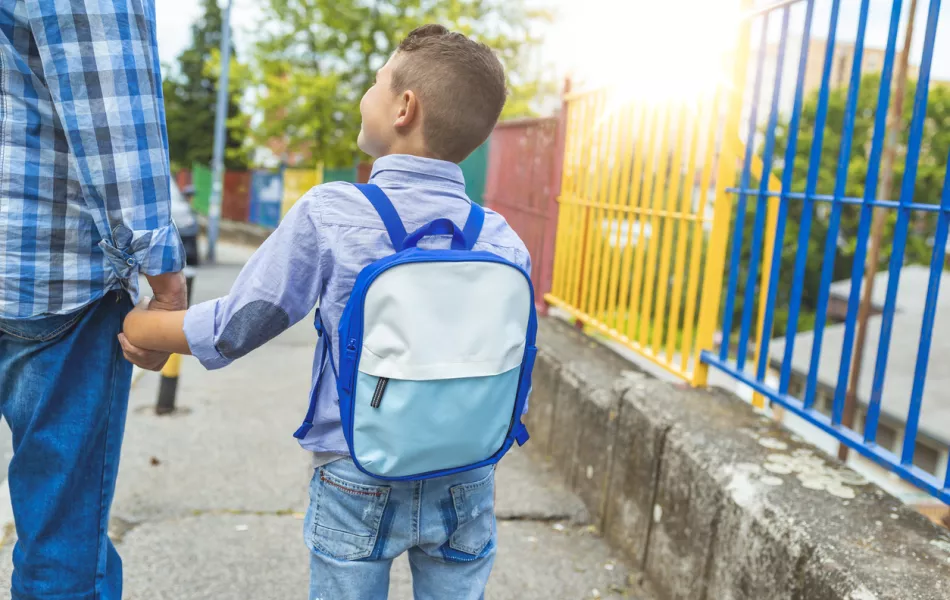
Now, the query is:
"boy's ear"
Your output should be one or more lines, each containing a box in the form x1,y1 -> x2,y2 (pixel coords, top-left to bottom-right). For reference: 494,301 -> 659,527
394,90 -> 419,131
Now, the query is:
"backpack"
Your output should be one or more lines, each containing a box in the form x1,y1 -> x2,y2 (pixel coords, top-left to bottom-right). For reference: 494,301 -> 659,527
293,183 -> 536,481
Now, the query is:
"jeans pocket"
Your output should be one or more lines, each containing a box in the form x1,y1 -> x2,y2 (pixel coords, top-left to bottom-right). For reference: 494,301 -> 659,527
448,470 -> 495,556
0,303 -> 91,342
310,467 -> 390,561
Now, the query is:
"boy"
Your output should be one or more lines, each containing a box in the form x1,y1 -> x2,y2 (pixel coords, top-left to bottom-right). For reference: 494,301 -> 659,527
121,24 -> 530,600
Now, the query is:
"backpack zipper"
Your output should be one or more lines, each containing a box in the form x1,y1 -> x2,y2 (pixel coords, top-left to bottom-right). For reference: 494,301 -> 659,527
371,377 -> 389,408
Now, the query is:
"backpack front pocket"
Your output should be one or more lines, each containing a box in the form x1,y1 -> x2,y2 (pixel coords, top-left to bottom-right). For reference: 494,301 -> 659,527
351,367 -> 521,478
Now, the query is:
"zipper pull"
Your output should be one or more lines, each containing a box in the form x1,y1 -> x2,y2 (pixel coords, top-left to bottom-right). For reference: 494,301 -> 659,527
340,339 -> 360,395
371,377 -> 389,408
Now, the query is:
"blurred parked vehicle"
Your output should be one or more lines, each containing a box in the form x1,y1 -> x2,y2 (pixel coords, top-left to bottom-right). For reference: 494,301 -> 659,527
171,181 -> 200,266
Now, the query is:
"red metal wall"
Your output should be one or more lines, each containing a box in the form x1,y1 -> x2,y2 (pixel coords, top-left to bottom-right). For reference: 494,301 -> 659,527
175,170 -> 192,193
357,161 -> 373,184
222,171 -> 251,222
484,115 -> 565,313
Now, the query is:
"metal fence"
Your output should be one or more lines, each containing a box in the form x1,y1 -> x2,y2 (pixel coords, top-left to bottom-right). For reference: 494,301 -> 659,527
545,81 -> 783,383
542,0 -> 949,502
547,89 -> 714,381
703,0 -> 950,503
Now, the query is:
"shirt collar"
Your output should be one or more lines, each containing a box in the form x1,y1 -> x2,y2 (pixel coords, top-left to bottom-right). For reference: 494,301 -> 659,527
369,154 -> 465,190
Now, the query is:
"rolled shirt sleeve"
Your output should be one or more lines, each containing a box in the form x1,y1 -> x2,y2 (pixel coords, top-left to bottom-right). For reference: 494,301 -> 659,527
184,191 -> 327,369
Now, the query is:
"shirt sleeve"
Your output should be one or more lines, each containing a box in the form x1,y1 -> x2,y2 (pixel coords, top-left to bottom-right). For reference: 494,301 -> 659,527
26,0 -> 184,283
184,191 -> 328,370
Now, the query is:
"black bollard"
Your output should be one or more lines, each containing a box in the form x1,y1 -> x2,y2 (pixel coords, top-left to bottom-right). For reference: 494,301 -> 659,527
156,268 -> 196,415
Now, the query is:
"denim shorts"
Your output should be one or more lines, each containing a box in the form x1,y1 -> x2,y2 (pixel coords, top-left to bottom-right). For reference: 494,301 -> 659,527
304,458 -> 497,600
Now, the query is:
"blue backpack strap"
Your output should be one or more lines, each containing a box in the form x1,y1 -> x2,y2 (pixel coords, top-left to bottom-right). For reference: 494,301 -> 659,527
293,336 -> 326,439
513,423 -> 530,446
461,202 -> 484,250
293,309 -> 335,439
352,183 -> 408,251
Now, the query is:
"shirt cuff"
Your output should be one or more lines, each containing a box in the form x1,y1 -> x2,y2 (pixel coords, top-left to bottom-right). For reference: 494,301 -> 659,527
99,223 -> 186,301
184,299 -> 232,370
139,222 -> 187,277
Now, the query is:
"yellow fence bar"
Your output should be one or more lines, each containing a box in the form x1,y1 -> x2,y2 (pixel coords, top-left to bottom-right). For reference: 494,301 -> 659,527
613,102 -> 652,335
594,103 -> 628,324
626,105 -> 666,340
582,96 -> 618,317
565,92 -> 597,307
558,93 -> 583,304
558,198 -> 705,220
554,87 -> 588,300
636,106 -> 674,346
603,103 -> 638,331
571,92 -> 605,309
650,103 -> 689,355
575,91 -> 601,310
680,91 -> 721,376
692,1 -> 754,387
665,101 -> 704,363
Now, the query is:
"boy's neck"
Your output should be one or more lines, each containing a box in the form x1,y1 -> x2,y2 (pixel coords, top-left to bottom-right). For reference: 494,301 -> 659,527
379,140 -> 448,163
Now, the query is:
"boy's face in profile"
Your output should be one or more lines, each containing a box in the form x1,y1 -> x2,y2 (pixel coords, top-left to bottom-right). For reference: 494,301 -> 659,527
358,55 -> 401,158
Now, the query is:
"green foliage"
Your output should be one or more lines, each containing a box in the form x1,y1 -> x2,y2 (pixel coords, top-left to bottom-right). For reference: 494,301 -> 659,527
244,0 -> 554,168
734,73 -> 949,341
163,0 -> 251,171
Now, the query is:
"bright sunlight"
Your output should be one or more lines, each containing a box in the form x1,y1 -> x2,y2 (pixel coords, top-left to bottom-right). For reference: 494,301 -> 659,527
551,0 -> 745,102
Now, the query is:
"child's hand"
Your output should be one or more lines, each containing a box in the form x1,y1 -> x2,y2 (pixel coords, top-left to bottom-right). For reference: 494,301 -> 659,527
119,297 -> 172,371
117,297 -> 191,367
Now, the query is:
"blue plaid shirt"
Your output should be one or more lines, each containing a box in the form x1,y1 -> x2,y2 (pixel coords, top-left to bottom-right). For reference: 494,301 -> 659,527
0,0 -> 184,319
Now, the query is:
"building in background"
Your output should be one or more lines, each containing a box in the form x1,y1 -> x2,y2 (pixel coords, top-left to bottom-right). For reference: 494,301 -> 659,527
796,39 -> 920,96
751,38 -> 950,133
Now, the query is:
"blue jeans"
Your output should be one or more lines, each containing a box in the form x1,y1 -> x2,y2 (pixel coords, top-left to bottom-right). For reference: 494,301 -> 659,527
305,459 -> 497,600
0,292 -> 133,600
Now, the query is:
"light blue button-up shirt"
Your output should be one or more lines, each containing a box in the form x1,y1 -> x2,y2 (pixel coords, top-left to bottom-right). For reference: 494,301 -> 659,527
184,155 -> 531,456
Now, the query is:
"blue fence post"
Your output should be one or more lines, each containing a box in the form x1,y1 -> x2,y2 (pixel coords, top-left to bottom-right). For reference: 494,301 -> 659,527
836,0 -> 904,446
719,14 -> 771,365
919,157 -> 949,488
806,0 -> 872,424
780,0 -> 842,410
737,7 -> 791,374
757,0 -> 817,387
870,0 -> 943,469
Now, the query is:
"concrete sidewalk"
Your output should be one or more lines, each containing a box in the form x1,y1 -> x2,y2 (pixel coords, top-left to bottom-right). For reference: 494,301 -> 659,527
0,243 -> 651,599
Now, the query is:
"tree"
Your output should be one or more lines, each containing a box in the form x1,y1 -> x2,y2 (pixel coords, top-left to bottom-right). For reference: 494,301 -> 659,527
732,73 -> 950,341
163,0 -> 251,171
244,0 -> 554,169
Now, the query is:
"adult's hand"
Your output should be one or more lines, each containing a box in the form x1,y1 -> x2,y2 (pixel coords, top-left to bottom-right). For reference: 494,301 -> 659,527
145,271 -> 188,312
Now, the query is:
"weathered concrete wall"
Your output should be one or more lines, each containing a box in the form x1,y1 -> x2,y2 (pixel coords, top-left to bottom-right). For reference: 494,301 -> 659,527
529,317 -> 950,600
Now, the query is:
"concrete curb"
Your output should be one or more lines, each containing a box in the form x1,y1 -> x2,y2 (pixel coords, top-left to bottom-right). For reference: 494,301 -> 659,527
530,316 -> 950,600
